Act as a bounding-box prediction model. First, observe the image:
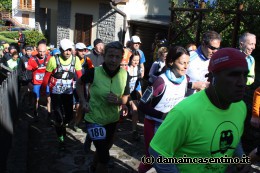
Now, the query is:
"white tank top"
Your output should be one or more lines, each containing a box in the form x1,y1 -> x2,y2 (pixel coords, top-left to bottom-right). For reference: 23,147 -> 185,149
153,73 -> 187,113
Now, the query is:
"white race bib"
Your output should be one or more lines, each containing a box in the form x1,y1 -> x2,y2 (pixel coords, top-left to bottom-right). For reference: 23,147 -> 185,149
87,123 -> 106,140
35,73 -> 44,81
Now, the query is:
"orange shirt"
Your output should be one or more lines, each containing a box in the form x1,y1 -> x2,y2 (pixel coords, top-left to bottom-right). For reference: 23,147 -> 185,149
80,57 -> 94,69
123,48 -> 132,63
252,87 -> 260,117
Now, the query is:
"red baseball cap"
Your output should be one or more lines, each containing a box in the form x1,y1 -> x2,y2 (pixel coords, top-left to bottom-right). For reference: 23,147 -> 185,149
208,48 -> 247,73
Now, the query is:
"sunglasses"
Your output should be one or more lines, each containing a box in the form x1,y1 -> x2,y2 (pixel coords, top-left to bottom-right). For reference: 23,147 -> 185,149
207,45 -> 220,51
65,48 -> 72,52
120,64 -> 128,66
77,49 -> 86,52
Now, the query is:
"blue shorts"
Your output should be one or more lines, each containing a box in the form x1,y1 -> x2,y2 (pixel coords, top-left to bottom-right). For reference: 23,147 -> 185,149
33,84 -> 50,99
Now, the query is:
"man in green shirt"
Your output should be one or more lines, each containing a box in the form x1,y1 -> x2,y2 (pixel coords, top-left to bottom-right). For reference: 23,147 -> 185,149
149,48 -> 250,173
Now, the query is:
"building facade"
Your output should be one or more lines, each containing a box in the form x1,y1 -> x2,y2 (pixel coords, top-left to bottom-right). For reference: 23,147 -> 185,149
12,0 -> 36,28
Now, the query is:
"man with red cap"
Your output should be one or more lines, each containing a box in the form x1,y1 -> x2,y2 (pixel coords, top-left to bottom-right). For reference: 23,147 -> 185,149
149,48 -> 250,173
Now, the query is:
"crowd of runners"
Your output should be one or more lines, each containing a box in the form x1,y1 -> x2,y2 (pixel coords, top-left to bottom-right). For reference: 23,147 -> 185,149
0,30 -> 259,173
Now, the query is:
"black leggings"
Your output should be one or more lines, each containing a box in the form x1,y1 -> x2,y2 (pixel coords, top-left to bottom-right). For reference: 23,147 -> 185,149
87,121 -> 118,164
51,93 -> 73,137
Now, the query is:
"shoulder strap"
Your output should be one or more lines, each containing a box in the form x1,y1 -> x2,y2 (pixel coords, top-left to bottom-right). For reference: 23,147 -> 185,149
54,55 -> 63,72
69,56 -> 76,72
71,56 -> 76,67
43,56 -> 47,66
33,56 -> 40,67
34,56 -> 47,67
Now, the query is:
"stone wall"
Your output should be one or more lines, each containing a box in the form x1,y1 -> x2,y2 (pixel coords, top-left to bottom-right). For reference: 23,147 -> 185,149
57,0 -> 71,47
97,3 -> 116,44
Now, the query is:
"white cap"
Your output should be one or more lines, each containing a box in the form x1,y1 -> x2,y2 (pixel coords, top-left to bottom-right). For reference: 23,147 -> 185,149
60,39 -> 74,50
130,35 -> 141,43
75,42 -> 87,50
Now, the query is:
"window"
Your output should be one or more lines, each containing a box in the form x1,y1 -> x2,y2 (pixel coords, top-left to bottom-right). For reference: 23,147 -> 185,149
20,0 -> 32,9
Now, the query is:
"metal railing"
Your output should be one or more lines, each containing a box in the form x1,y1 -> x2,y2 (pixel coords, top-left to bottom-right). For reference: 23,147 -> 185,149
0,66 -> 18,134
0,67 -> 18,172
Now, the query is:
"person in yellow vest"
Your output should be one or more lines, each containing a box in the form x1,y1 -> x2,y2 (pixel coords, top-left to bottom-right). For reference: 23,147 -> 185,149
76,41 -> 129,173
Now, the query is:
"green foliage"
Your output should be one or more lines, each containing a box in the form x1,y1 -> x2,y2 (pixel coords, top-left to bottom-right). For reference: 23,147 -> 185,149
0,0 -> 12,12
0,35 -> 16,44
0,30 -> 46,47
169,0 -> 260,53
25,30 -> 46,47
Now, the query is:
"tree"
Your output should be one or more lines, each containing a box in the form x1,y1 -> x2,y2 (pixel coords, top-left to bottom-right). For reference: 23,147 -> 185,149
0,0 -> 12,12
168,0 -> 260,51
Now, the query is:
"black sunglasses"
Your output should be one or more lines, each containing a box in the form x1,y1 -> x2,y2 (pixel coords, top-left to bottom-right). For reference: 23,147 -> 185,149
207,45 -> 220,51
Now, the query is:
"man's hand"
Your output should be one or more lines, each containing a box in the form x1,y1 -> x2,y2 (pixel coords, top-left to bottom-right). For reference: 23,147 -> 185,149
28,82 -> 33,91
192,81 -> 209,91
120,104 -> 128,117
107,92 -> 121,105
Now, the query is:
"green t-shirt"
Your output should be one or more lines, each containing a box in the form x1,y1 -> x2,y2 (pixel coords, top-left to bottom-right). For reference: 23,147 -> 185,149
46,55 -> 82,72
150,90 -> 246,173
84,67 -> 127,125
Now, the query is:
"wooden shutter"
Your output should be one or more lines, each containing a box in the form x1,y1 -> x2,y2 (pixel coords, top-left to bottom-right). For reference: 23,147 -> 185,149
22,13 -> 29,25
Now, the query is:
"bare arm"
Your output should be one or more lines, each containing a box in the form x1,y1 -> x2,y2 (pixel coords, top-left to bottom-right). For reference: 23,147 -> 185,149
140,63 -> 145,78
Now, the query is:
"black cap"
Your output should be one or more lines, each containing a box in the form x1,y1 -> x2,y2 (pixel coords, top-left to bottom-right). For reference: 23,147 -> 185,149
0,40 -> 6,45
8,45 -> 16,51
93,38 -> 103,47
25,46 -> 33,51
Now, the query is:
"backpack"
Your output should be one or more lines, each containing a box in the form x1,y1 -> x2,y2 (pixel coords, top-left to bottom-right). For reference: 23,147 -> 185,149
33,56 -> 47,69
52,55 -> 76,80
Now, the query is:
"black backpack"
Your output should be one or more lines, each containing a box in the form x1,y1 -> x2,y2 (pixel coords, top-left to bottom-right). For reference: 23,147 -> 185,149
52,55 -> 76,80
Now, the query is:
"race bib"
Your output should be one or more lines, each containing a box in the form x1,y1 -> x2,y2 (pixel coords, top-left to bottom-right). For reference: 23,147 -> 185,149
86,123 -> 106,140
56,83 -> 71,93
35,73 -> 44,81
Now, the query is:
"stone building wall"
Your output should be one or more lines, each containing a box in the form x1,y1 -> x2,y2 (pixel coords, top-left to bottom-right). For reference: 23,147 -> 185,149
97,3 -> 116,44
57,0 -> 71,47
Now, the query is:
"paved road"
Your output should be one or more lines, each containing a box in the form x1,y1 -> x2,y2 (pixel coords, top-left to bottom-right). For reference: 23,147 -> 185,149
25,105 -> 155,173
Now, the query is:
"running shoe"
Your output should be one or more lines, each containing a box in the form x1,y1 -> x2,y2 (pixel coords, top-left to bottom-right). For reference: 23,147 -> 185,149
58,136 -> 65,150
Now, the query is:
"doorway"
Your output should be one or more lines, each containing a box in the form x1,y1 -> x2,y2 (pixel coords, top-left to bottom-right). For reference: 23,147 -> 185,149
74,13 -> 93,46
